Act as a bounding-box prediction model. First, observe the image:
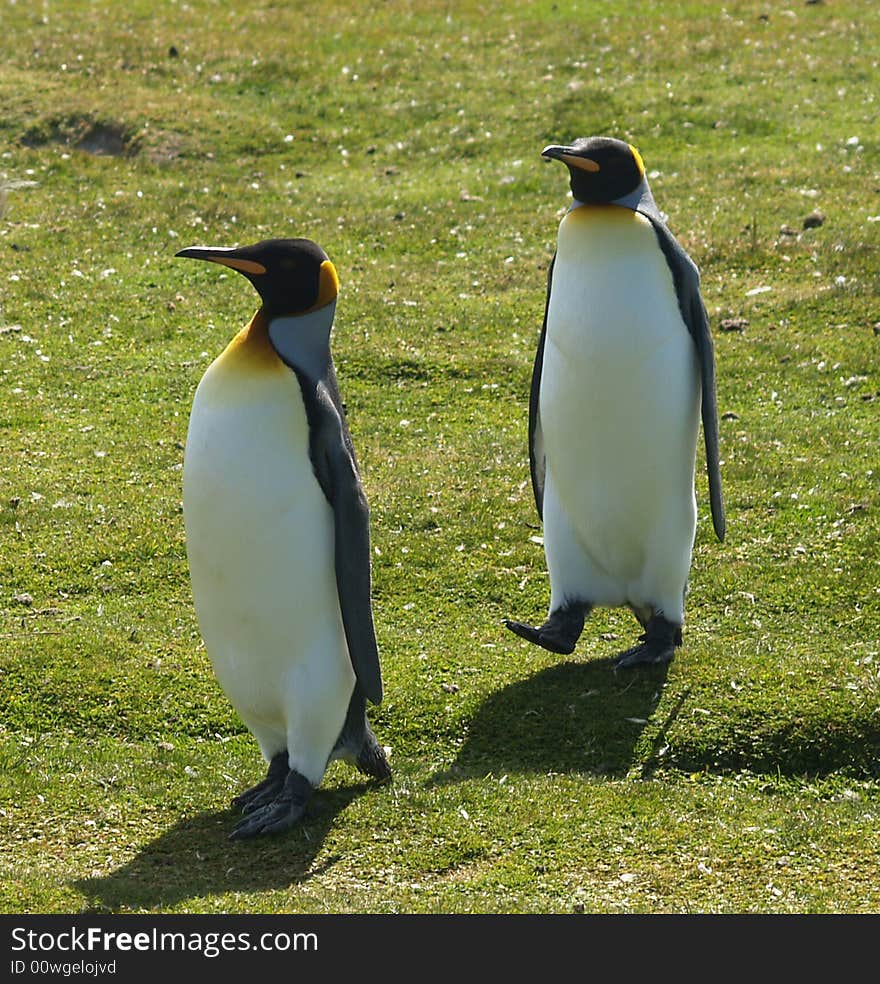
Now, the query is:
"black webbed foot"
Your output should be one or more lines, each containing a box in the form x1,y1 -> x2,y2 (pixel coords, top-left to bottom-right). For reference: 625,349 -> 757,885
614,614 -> 681,670
505,604 -> 587,655
231,750 -> 289,811
229,769 -> 313,841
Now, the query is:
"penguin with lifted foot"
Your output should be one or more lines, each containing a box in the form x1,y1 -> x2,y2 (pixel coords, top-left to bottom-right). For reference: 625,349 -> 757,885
505,137 -> 725,669
177,238 -> 390,839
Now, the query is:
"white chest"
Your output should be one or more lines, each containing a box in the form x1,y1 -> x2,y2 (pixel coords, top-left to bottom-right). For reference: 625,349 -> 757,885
182,353 -> 338,662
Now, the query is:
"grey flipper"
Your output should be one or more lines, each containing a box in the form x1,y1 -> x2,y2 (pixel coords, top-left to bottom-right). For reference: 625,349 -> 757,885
527,254 -> 554,520
636,209 -> 726,542
269,314 -> 384,705
302,373 -> 383,704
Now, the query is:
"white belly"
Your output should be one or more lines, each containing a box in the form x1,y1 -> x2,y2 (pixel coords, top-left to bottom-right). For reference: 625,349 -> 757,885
540,206 -> 700,618
182,351 -> 353,777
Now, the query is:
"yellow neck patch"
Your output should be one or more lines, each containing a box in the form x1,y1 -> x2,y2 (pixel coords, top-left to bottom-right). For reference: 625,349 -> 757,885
220,308 -> 281,371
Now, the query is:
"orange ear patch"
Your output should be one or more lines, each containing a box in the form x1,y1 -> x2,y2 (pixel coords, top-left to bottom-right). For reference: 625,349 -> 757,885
628,144 -> 646,177
315,260 -> 340,308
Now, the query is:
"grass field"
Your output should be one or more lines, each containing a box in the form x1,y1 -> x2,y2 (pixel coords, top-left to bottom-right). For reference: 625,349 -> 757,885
0,0 -> 878,914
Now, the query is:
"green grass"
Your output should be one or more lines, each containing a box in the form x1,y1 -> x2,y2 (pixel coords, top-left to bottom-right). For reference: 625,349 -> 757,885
1,0 -> 878,914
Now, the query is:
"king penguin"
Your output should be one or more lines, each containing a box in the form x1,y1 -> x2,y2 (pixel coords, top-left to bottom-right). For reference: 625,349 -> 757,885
176,238 -> 390,839
505,136 -> 726,669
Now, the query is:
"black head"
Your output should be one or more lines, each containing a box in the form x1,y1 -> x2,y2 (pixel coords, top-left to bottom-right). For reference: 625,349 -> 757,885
175,238 -> 338,318
542,136 -> 646,204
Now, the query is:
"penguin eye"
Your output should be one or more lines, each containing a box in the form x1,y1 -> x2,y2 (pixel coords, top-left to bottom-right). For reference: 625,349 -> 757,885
279,257 -> 298,272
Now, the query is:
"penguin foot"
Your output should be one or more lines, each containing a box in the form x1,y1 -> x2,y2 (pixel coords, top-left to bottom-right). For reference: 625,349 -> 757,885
505,605 -> 586,655
229,769 -> 313,840
356,726 -> 392,782
231,750 -> 289,811
613,614 -> 680,670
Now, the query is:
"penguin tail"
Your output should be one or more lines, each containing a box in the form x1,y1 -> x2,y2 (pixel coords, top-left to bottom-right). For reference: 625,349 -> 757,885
355,725 -> 392,782
330,684 -> 392,781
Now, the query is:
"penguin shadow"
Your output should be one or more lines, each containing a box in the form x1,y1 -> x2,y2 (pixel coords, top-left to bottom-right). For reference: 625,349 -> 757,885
74,780 -> 375,912
432,657 -> 671,784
